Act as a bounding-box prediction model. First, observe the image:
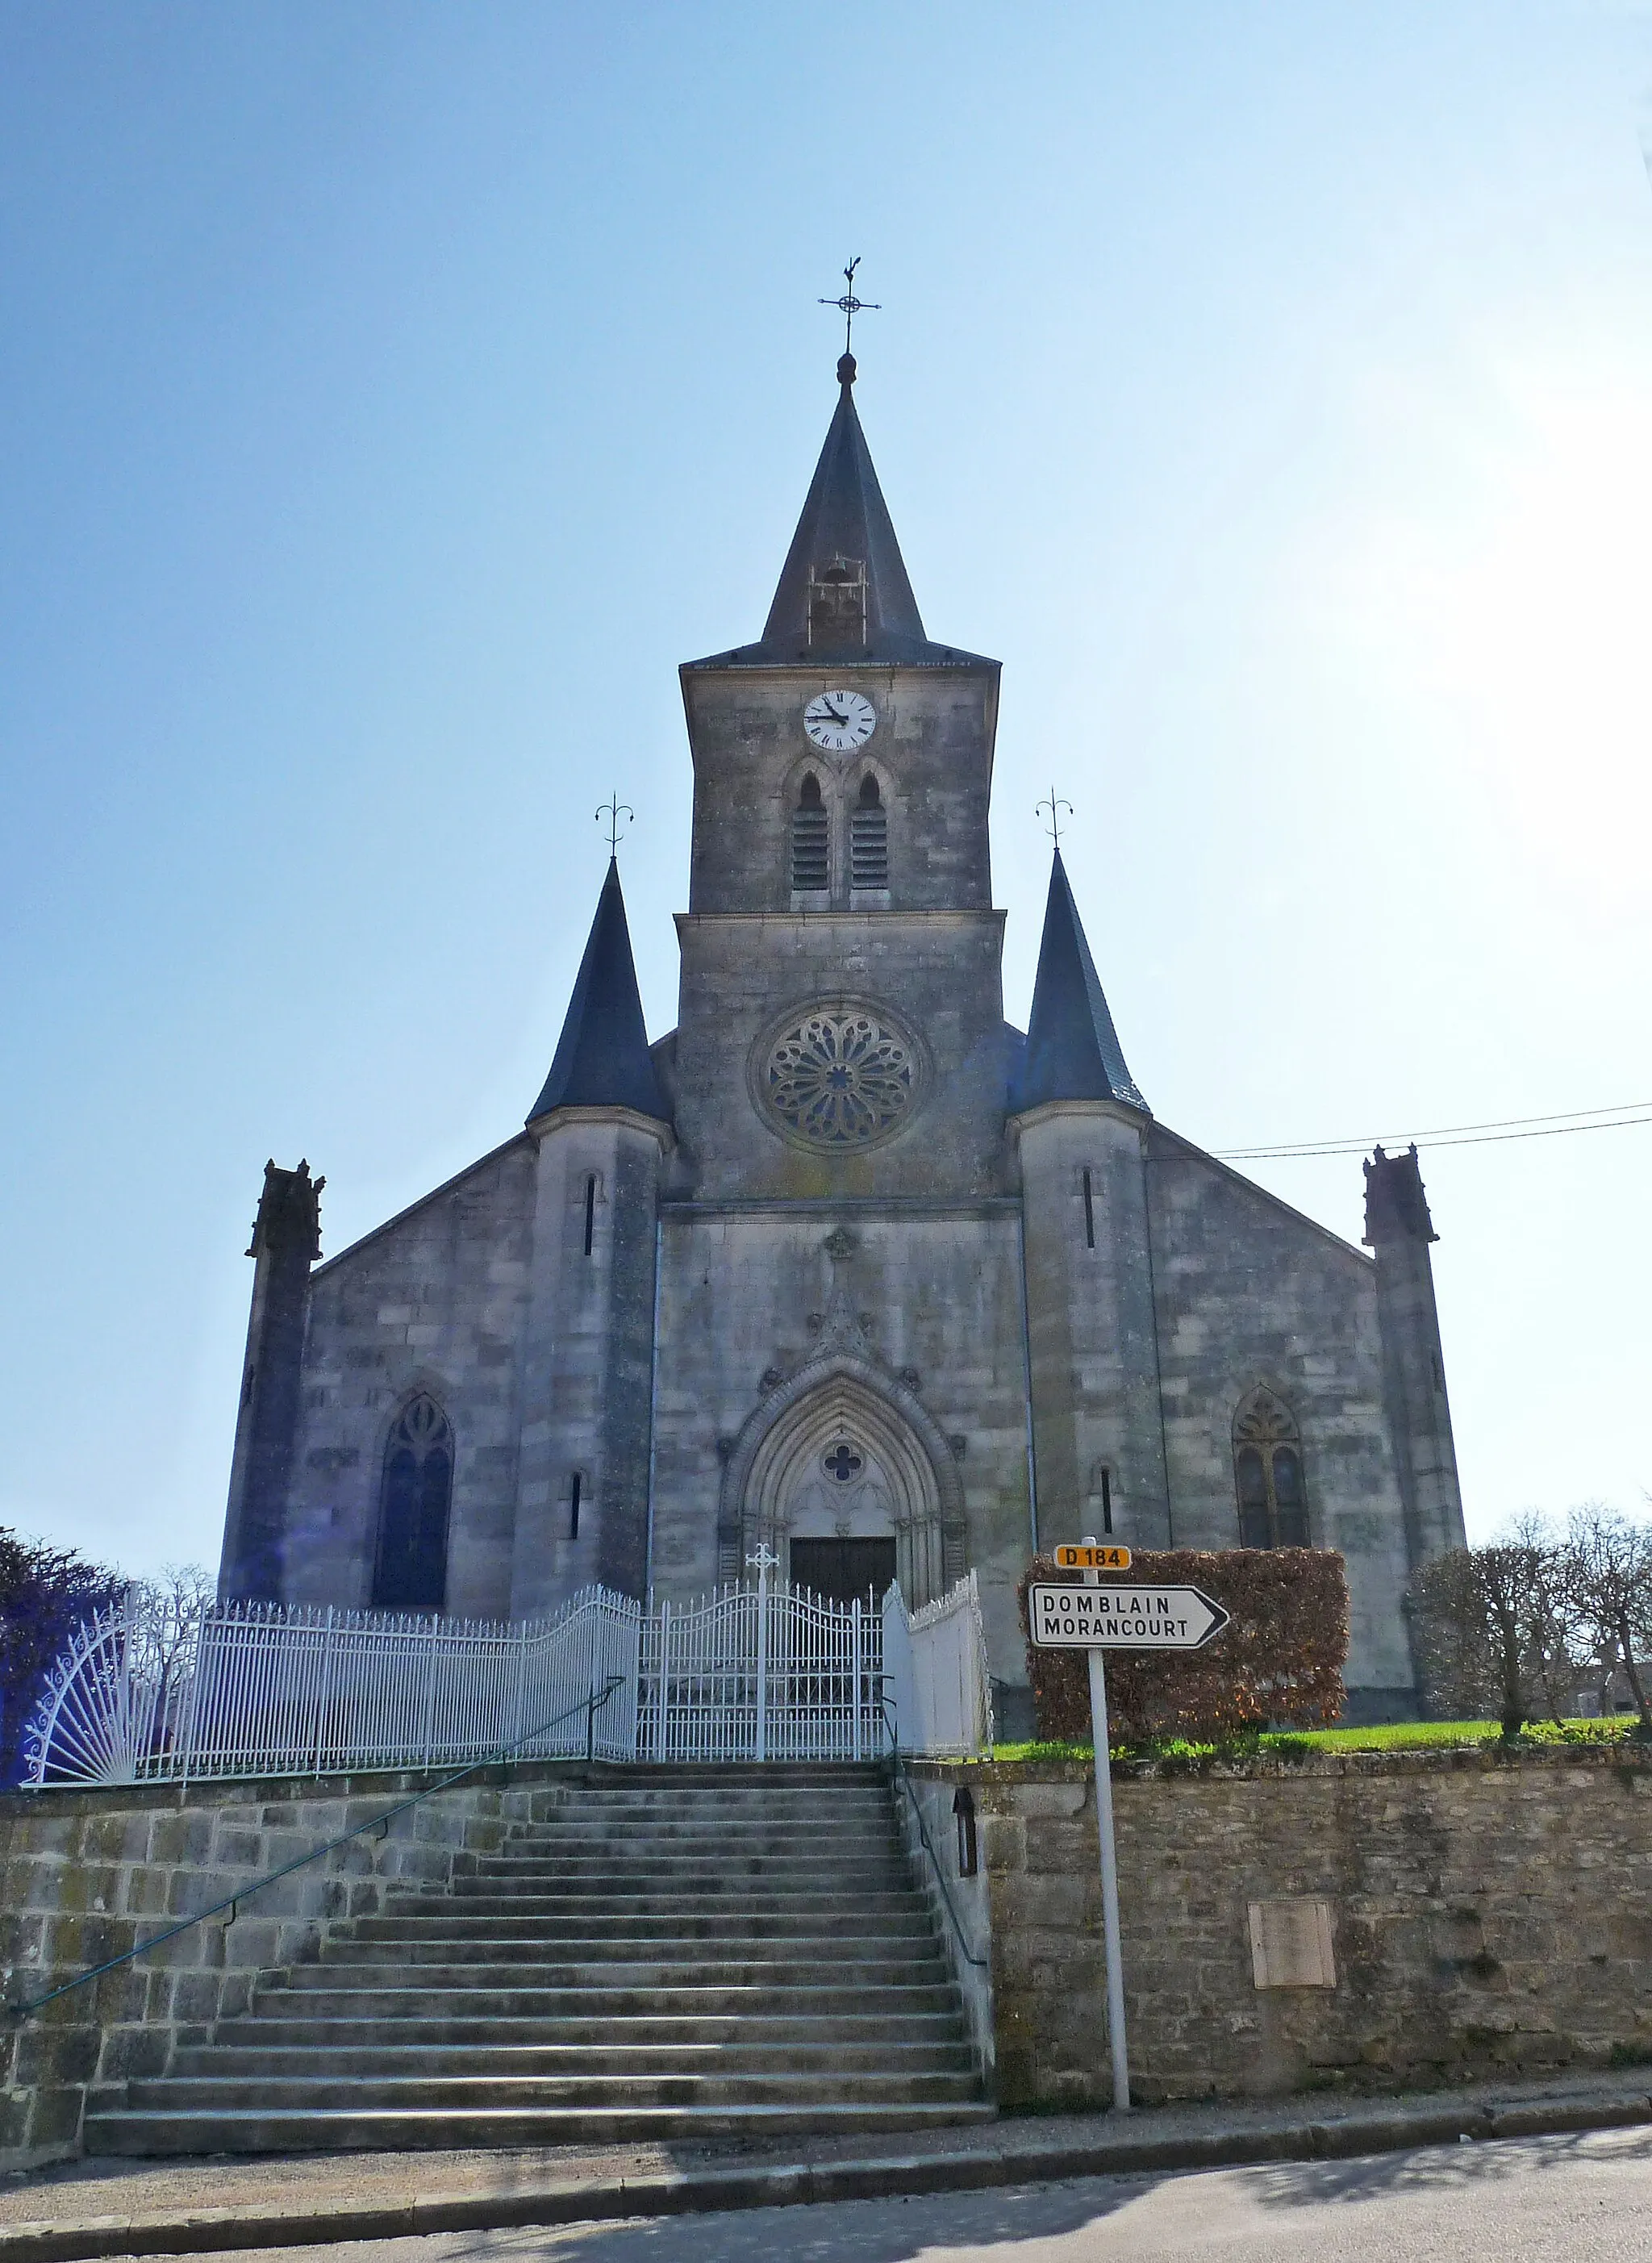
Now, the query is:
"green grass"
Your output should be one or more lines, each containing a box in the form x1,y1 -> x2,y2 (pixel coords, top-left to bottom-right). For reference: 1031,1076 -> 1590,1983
988,1715 -> 1644,1764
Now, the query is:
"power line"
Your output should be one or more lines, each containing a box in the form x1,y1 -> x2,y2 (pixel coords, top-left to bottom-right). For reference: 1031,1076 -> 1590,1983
1223,1099 -> 1652,1155
1216,1105 -> 1652,1163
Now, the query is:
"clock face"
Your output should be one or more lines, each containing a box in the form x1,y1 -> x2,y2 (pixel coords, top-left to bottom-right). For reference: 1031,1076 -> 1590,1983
803,689 -> 877,752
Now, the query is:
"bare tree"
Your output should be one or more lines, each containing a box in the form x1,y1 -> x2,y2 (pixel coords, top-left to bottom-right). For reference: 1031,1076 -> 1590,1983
1406,1523 -> 1575,1739
1562,1505 -> 1652,1735
125,1566 -> 215,1719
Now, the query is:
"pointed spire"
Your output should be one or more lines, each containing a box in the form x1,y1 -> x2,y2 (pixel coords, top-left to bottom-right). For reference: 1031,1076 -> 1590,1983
760,353 -> 927,653
685,362 -> 995,670
527,860 -> 669,1126
1012,851 -> 1148,1115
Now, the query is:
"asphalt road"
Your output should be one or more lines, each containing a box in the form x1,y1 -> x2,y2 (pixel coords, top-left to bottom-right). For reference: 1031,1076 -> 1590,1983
236,2127 -> 1652,2262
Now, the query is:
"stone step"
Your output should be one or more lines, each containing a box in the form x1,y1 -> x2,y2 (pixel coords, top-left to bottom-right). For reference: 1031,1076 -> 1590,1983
461,1848 -> 902,1877
169,2039 -> 977,2078
282,1950 -> 950,1990
457,1859 -> 906,1887
571,1764 -> 887,1784
334,1913 -> 935,1950
233,2010 -> 968,2049
83,2100 -> 995,2158
247,1980 -> 962,2021
381,1889 -> 926,1919
81,1760 -> 981,2158
519,1789 -> 888,1814
111,2069 -> 981,2112
493,1814 -> 895,1839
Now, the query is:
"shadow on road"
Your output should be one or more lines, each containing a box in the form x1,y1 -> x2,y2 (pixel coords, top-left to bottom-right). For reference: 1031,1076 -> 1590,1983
1241,2125 -> 1652,2211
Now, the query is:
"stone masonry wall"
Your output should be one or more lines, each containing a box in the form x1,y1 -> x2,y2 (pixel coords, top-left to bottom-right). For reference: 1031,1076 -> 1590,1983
282,1140 -> 539,1619
0,1764 -> 582,2172
1143,1132 -> 1416,1702
912,1748 -> 1652,2109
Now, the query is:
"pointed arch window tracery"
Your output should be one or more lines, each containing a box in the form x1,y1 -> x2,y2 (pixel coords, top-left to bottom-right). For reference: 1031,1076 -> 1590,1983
373,1393 -> 453,1610
1233,1388 -> 1309,1550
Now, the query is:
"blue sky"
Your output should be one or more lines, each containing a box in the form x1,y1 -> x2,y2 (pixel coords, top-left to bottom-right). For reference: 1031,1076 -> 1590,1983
2,2 -> 1650,1576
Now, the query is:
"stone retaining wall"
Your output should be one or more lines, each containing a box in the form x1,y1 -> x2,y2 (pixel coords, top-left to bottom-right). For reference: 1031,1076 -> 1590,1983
0,1764 -> 581,2171
8,1748 -> 1649,2162
909,1745 -> 1652,2108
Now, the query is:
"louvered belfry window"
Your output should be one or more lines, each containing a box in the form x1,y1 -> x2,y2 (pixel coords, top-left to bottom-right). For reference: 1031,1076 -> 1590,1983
849,773 -> 887,887
791,773 -> 829,891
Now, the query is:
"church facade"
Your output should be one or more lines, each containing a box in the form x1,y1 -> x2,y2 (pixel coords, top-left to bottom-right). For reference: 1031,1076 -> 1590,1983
219,352 -> 1466,1726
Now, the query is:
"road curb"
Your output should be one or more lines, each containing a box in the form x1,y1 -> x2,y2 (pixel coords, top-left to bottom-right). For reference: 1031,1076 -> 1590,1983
5,2091 -> 1652,2260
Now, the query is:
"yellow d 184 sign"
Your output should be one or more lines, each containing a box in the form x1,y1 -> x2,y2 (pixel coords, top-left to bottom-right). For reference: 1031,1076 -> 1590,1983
1054,1543 -> 1132,1571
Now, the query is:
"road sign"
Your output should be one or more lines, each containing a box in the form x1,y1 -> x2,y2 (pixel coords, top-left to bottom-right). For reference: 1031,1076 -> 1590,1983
1028,1583 -> 1229,1651
1054,1543 -> 1132,1571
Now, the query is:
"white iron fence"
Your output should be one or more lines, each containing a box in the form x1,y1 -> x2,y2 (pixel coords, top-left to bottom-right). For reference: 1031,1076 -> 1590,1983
883,1570 -> 995,1756
23,1563 -> 991,1789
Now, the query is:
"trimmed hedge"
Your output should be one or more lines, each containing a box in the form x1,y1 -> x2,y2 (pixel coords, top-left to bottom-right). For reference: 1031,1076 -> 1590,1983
1017,1548 -> 1349,1742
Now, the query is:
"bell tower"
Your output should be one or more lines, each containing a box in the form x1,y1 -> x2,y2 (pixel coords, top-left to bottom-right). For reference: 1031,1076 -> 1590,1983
670,351 -> 1012,1205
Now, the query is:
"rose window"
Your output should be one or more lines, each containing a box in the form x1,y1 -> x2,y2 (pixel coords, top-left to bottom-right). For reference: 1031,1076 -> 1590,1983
761,1010 -> 917,1149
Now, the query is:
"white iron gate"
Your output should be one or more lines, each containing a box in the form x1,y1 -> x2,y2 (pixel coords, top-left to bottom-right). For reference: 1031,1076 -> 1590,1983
22,1562 -> 987,1789
637,1551 -> 883,1763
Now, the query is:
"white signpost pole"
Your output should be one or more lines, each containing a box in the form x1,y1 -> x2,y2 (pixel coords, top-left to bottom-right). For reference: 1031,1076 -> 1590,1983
1079,1536 -> 1131,2113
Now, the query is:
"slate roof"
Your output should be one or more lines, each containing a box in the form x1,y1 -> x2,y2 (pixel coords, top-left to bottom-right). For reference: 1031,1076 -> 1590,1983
527,858 -> 670,1125
685,354 -> 995,671
1012,850 -> 1148,1115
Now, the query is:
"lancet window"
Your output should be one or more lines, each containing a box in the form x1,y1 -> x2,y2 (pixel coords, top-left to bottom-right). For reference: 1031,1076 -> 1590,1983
1233,1388 -> 1309,1549
791,773 -> 829,891
849,773 -> 888,888
372,1393 -> 454,1610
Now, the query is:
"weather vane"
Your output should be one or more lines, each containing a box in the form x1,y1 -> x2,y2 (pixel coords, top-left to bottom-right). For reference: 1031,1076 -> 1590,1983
1037,787 -> 1074,848
820,257 -> 880,359
596,795 -> 634,855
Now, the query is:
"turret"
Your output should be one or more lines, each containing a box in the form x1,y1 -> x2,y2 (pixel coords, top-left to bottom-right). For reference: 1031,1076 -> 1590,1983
220,1159 -> 323,1600
1010,853 -> 1169,1545
1363,1144 -> 1466,1568
511,859 -> 671,1612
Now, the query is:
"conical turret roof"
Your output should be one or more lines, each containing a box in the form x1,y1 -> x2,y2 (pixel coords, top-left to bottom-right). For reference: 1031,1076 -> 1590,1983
1012,851 -> 1147,1115
527,859 -> 669,1125
686,355 -> 994,670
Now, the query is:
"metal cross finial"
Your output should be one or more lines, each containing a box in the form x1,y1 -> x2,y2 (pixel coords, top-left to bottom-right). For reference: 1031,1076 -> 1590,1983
596,795 -> 633,855
745,1542 -> 779,1574
1037,788 -> 1074,847
820,257 -> 881,360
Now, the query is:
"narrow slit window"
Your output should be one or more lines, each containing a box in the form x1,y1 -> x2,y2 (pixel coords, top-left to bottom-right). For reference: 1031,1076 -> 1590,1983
849,773 -> 887,887
569,1471 -> 582,1540
1082,1167 -> 1096,1249
582,1174 -> 596,1257
1099,1466 -> 1113,1534
791,774 -> 829,891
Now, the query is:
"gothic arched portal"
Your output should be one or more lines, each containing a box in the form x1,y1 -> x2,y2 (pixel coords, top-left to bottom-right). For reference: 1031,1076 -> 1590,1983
718,1357 -> 965,1607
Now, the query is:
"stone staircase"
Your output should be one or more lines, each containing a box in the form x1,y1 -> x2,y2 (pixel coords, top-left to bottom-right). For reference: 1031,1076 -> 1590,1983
85,1762 -> 991,2154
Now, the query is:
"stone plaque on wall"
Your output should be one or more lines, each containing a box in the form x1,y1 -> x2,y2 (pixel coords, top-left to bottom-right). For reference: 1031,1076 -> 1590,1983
1248,1898 -> 1337,1990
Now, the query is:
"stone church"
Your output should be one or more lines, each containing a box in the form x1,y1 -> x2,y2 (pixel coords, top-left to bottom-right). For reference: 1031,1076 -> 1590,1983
219,349 -> 1466,1726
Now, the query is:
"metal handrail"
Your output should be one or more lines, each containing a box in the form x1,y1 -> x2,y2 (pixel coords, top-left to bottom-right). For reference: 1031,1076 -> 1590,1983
879,1694 -> 988,1970
6,1675 -> 627,2023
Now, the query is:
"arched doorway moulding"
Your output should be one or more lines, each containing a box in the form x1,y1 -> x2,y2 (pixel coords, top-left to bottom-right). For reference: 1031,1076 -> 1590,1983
717,1352 -> 966,1605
